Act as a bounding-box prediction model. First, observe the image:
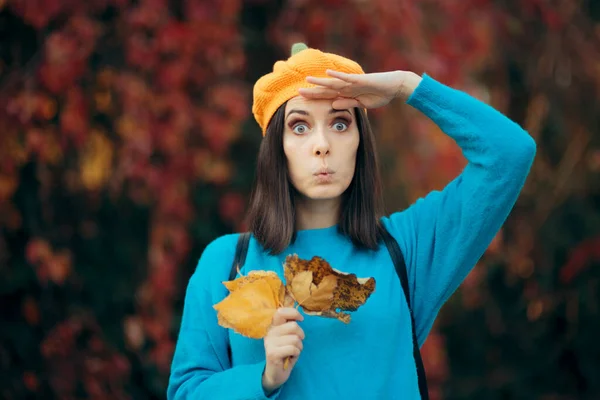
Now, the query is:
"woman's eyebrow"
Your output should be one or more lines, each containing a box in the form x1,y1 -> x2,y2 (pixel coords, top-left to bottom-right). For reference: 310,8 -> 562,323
329,108 -> 352,116
286,109 -> 309,119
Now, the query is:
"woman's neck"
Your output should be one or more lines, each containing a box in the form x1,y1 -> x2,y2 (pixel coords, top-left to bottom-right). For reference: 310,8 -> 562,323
295,196 -> 341,230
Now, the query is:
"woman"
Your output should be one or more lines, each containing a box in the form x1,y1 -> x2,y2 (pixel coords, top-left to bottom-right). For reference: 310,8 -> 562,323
167,43 -> 536,399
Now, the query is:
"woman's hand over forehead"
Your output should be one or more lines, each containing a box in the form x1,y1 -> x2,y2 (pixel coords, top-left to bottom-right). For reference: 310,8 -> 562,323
298,69 -> 422,110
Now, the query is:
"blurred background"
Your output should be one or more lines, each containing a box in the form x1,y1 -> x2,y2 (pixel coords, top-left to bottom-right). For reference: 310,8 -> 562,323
1,0 -> 599,399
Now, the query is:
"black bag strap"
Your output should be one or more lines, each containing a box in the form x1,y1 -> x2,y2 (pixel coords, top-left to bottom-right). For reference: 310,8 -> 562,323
226,232 -> 250,363
229,229 -> 429,399
379,227 -> 429,400
229,232 -> 251,281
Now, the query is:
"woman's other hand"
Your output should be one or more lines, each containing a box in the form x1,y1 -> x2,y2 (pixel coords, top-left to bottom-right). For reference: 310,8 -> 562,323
298,69 -> 422,110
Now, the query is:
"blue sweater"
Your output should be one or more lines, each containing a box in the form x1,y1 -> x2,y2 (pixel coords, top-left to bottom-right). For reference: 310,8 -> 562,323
167,74 -> 536,399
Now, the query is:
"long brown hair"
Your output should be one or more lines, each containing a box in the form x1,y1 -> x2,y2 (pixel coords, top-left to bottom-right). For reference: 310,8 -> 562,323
245,102 -> 385,254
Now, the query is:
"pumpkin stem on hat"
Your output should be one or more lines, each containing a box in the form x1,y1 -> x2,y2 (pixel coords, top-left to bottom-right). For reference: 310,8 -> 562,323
291,42 -> 309,56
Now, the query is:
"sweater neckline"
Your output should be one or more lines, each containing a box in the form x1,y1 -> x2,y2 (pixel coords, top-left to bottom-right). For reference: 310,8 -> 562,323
293,224 -> 343,244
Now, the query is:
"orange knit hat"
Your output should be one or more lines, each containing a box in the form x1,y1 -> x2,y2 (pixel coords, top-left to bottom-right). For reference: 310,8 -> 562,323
252,43 -> 365,135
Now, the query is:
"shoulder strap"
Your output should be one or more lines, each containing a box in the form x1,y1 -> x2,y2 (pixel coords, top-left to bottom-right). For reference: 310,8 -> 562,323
227,232 -> 251,364
380,226 -> 429,400
229,232 -> 251,281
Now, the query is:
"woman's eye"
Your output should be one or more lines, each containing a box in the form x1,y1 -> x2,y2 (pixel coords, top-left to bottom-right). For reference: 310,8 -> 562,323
333,122 -> 348,131
292,124 -> 309,134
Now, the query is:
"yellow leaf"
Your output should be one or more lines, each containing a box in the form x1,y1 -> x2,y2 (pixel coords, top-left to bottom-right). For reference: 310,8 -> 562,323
213,271 -> 285,339
80,131 -> 113,191
0,173 -> 17,203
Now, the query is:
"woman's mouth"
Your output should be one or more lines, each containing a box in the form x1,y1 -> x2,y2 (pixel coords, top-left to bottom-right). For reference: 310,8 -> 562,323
314,170 -> 334,183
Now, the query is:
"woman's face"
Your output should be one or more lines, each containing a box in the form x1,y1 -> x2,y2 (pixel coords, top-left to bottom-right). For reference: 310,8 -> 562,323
283,96 -> 360,201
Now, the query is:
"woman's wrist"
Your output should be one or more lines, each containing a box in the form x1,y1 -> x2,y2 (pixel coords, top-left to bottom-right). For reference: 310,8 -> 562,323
394,71 -> 422,100
262,371 -> 277,396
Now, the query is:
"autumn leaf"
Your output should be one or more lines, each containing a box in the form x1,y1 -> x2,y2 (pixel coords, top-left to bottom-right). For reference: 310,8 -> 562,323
289,270 -> 338,311
284,254 -> 375,323
0,173 -> 18,203
80,130 -> 114,191
213,271 -> 286,339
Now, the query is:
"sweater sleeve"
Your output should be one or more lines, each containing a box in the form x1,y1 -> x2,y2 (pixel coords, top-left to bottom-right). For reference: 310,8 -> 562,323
383,74 -> 536,346
167,235 -> 281,400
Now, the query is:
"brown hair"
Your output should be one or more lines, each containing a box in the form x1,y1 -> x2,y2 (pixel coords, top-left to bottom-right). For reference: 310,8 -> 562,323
245,102 -> 385,254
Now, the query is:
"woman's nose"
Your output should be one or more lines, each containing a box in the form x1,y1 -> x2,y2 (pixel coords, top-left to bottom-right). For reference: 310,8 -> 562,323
313,129 -> 330,156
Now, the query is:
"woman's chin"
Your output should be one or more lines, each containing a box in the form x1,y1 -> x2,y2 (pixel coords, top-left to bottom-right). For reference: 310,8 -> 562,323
302,185 -> 346,201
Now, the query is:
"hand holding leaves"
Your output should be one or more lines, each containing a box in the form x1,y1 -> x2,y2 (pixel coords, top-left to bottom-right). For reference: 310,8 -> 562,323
213,255 -> 375,376
213,254 -> 375,336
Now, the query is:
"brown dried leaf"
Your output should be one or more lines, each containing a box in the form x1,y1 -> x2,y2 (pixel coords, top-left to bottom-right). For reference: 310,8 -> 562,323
284,254 -> 375,323
289,270 -> 314,303
290,270 -> 337,311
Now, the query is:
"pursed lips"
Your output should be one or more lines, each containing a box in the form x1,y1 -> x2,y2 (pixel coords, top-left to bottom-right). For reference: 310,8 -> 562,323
313,168 -> 335,183
314,168 -> 334,176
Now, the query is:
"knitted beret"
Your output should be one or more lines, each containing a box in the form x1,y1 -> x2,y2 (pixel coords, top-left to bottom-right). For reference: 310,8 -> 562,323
252,43 -> 365,135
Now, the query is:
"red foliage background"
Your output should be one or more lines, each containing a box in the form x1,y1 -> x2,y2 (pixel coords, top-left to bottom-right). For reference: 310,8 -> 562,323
0,0 -> 598,398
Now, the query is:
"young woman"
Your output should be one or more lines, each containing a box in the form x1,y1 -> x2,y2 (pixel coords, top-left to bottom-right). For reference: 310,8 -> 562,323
167,43 -> 536,399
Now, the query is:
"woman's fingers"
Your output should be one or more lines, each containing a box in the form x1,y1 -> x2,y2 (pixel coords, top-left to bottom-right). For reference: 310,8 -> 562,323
300,72 -> 365,108
332,98 -> 361,110
298,87 -> 361,109
305,76 -> 349,89
268,345 -> 301,363
269,321 -> 305,339
301,72 -> 367,106
271,307 -> 303,326
272,334 -> 304,352
325,69 -> 363,83
298,86 -> 340,99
